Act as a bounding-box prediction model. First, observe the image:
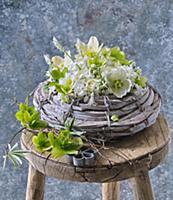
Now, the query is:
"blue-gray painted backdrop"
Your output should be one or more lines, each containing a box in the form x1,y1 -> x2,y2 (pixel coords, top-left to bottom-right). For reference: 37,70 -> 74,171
0,0 -> 173,199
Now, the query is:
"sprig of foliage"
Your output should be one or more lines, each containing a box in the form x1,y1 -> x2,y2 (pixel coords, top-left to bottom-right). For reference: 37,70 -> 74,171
49,130 -> 83,158
46,58 -> 73,102
3,97 -> 47,169
3,143 -> 28,169
32,132 -> 51,152
48,78 -> 73,96
135,76 -> 148,88
109,47 -> 132,65
134,68 -> 148,88
32,128 -> 83,158
51,67 -> 68,81
48,68 -> 73,103
15,97 -> 48,129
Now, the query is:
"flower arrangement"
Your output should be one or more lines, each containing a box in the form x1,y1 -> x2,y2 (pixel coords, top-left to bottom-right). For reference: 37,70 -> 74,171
3,36 -> 161,169
44,36 -> 147,103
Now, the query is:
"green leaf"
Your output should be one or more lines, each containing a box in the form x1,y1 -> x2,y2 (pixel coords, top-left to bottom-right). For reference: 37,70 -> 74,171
110,47 -> 131,65
32,132 -> 51,152
51,69 -> 63,81
55,83 -> 65,94
28,106 -> 36,115
48,132 -> 55,146
65,150 -> 78,155
23,111 -> 31,123
19,103 -> 25,111
51,146 -> 67,158
34,129 -> 84,158
16,98 -> 48,129
65,118 -> 75,131
51,67 -> 68,81
47,81 -> 56,87
25,96 -> 29,106
30,112 -> 40,121
102,47 -> 109,57
29,120 -> 39,129
88,55 -> 103,67
29,120 -> 47,129
15,111 -> 24,121
111,114 -> 119,122
74,137 -> 83,147
37,120 -> 48,128
70,131 -> 84,136
135,76 -> 148,88
61,78 -> 73,94
110,47 -> 124,58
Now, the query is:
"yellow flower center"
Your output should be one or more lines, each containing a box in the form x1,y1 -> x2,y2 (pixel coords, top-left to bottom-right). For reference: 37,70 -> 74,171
114,79 -> 124,89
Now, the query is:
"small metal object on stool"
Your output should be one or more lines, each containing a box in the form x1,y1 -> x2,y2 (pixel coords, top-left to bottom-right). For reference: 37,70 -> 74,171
21,115 -> 170,200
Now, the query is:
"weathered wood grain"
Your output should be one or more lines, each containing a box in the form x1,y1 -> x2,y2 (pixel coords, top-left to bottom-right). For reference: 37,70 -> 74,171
26,164 -> 45,200
133,171 -> 155,200
102,182 -> 120,200
20,115 -> 170,183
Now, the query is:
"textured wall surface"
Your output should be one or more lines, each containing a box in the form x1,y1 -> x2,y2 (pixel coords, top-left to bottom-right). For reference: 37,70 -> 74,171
0,0 -> 173,199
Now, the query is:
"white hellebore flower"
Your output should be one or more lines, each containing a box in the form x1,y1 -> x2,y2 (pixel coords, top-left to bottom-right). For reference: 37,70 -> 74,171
75,36 -> 103,55
51,56 -> 64,66
105,66 -> 132,98
87,36 -> 100,52
87,36 -> 103,52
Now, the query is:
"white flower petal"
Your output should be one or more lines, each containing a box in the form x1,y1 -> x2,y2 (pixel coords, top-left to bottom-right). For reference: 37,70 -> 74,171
87,36 -> 99,52
75,39 -> 87,53
44,54 -> 51,65
51,56 -> 63,66
64,51 -> 74,66
53,36 -> 64,51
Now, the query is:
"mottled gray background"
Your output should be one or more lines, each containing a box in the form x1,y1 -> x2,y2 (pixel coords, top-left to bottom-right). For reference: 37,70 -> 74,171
0,0 -> 173,199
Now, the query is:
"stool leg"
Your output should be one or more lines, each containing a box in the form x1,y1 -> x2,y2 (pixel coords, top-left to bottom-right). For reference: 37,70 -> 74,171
26,164 -> 45,200
102,182 -> 120,200
133,171 -> 155,200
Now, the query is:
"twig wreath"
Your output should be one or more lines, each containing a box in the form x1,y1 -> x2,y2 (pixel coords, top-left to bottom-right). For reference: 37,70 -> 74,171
3,36 -> 161,168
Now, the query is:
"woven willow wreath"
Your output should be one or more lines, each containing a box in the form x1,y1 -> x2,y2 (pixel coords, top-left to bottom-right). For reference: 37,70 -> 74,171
32,36 -> 161,142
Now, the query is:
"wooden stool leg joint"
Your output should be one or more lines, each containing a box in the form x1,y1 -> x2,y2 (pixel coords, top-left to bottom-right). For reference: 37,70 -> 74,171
26,164 -> 45,200
102,182 -> 120,200
133,171 -> 155,200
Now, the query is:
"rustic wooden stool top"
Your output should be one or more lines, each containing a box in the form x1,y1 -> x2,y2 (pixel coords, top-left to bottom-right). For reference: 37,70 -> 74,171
21,115 -> 170,200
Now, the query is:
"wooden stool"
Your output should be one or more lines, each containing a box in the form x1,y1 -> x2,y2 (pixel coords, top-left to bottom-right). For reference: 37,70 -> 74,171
21,115 -> 170,200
